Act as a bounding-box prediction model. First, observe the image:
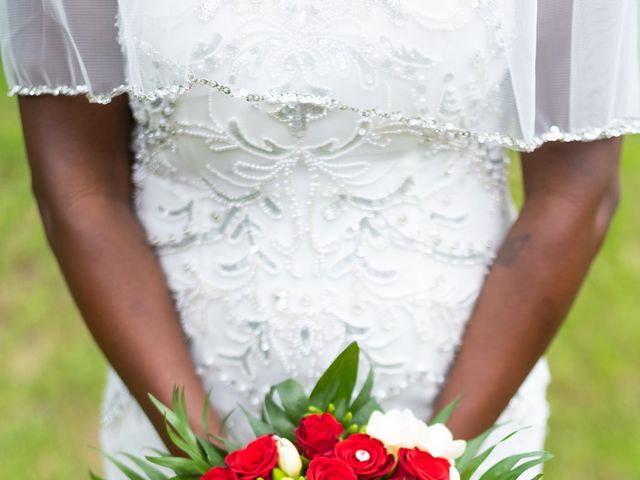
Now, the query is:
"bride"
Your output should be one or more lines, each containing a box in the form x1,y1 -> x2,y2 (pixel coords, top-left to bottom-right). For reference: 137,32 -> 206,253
2,1 -> 638,478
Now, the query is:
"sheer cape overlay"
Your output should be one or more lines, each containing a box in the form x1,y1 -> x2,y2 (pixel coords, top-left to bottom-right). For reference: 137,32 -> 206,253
1,0 -> 639,151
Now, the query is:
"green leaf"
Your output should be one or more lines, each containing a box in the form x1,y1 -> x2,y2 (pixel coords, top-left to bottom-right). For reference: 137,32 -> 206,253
265,388 -> 297,440
309,341 -> 359,411
260,403 -> 270,424
145,455 -> 203,475
351,397 -> 382,426
174,388 -> 186,424
460,428 -> 528,480
505,453 -> 552,479
209,434 -> 241,452
456,424 -> 500,472
89,470 -> 105,480
149,393 -> 197,446
274,379 -> 308,423
147,448 -> 172,457
164,422 -> 208,469
161,419 -> 211,473
121,453 -> 171,480
197,436 -> 226,466
167,475 -> 201,480
430,397 -> 461,425
478,451 -> 553,480
148,391 -> 209,469
201,387 -> 214,435
349,363 -> 375,414
240,405 -> 276,437
219,407 -> 237,432
103,453 -> 146,480
332,397 -> 350,421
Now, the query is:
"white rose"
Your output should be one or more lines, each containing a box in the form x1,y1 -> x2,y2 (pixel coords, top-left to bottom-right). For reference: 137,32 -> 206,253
366,410 -> 466,461
274,435 -> 302,478
415,423 -> 466,461
365,409 -> 430,454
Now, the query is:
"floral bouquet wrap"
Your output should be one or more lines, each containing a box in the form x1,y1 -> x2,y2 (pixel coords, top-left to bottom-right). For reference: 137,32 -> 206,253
91,342 -> 551,480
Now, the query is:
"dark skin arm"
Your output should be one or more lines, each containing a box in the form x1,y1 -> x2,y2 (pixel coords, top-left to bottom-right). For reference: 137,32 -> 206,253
432,138 -> 622,439
17,95 -> 225,455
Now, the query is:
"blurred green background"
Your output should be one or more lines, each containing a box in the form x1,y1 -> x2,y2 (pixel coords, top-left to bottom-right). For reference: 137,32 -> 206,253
0,71 -> 639,479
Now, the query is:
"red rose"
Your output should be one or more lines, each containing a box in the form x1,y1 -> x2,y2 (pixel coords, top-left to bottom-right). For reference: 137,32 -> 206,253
224,434 -> 278,480
307,455 -> 358,480
332,433 -> 395,479
295,413 -> 345,459
201,466 -> 239,480
389,447 -> 452,480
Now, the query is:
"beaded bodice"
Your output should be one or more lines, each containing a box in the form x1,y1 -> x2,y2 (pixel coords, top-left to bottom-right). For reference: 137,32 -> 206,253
125,0 -> 514,143
109,83 -> 517,435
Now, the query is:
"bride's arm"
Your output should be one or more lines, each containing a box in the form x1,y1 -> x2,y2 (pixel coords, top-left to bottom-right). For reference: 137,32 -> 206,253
18,95 -> 224,454
431,137 -> 622,439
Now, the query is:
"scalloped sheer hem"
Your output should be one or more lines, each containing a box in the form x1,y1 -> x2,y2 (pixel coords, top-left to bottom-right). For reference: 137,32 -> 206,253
8,78 -> 640,152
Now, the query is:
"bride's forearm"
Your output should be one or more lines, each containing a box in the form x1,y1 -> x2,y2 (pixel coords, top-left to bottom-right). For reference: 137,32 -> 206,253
431,138 -> 622,439
18,95 -> 223,454
46,197 -> 223,452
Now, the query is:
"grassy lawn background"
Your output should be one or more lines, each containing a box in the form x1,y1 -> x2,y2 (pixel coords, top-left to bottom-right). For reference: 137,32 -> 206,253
0,72 -> 639,479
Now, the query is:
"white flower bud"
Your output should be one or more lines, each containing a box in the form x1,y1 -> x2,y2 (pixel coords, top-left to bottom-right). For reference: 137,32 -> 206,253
449,465 -> 461,480
274,435 -> 302,478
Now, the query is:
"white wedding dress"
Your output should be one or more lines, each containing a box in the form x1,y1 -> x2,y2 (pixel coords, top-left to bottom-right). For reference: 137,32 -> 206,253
99,4 -> 551,478
99,80 -> 552,477
3,1 -> 640,479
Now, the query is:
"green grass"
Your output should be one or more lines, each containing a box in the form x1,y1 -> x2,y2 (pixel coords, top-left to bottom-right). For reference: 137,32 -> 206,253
0,77 -> 106,477
1,74 -> 639,479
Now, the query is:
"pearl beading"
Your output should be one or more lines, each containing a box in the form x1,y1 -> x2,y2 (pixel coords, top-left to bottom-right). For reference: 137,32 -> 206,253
10,76 -> 640,152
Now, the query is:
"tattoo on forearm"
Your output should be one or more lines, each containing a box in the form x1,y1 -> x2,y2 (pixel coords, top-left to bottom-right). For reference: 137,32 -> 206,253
494,233 -> 532,266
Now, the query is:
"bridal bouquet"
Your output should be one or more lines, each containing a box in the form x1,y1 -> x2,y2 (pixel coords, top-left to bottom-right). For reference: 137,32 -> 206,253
91,342 -> 551,480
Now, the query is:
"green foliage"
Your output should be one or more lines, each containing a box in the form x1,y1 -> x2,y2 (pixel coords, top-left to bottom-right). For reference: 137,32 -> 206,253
240,341 -> 383,444
93,387 -> 228,479
99,344 -> 550,479
430,397 -> 461,425
100,343 -> 381,480
274,379 -> 308,423
459,428 -> 552,480
308,341 -> 360,413
240,405 -> 274,438
456,425 -> 500,472
121,453 -> 171,480
263,387 -> 297,441
477,451 -> 553,480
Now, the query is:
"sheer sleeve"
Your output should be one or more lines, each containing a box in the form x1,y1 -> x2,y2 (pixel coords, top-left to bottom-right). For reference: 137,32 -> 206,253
2,0 -> 639,150
515,0 -> 640,146
0,0 -> 125,102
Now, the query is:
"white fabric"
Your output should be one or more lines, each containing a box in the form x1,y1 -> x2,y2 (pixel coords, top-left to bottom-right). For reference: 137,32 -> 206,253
2,0 -> 640,150
98,83 -> 550,479
0,0 -> 125,96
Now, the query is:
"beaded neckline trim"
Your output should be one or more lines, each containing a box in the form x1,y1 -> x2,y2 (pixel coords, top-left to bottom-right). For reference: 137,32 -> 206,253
8,75 -> 640,152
